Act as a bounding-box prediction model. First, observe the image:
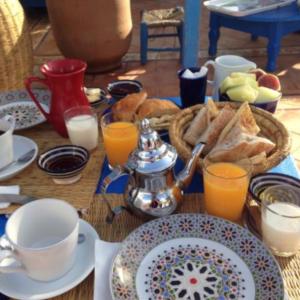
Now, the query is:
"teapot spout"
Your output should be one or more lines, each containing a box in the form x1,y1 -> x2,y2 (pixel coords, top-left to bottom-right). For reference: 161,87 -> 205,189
176,143 -> 205,189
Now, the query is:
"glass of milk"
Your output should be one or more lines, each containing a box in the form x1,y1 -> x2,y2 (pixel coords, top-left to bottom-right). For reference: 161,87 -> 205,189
261,184 -> 300,257
64,106 -> 99,151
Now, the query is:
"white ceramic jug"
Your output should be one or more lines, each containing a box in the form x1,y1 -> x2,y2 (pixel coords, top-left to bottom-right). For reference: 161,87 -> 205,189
0,115 -> 15,169
204,55 -> 257,100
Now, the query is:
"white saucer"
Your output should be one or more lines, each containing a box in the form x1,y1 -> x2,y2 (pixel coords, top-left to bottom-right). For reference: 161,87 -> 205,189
0,219 -> 99,300
0,135 -> 38,181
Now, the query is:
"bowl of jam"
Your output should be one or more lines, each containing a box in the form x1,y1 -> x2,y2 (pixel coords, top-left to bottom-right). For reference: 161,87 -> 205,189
38,145 -> 89,184
107,80 -> 143,101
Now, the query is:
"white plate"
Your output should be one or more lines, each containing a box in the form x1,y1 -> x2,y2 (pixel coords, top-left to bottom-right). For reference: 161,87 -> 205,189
0,101 -> 48,130
204,0 -> 294,17
110,214 -> 284,299
0,219 -> 98,300
0,135 -> 38,181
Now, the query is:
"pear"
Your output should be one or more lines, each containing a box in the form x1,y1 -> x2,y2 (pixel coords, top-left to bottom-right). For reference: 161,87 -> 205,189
226,84 -> 258,103
255,87 -> 281,103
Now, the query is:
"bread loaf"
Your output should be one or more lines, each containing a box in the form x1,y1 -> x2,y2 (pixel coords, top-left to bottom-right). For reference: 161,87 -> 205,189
138,98 -> 180,119
111,91 -> 147,121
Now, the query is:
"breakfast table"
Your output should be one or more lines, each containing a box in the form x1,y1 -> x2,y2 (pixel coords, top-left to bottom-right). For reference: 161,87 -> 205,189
1,97 -> 300,300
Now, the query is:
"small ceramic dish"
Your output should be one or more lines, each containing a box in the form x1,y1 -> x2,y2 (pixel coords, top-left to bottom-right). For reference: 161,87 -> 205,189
84,87 -> 108,109
107,80 -> 143,101
219,91 -> 281,114
249,173 -> 300,204
38,145 -> 89,185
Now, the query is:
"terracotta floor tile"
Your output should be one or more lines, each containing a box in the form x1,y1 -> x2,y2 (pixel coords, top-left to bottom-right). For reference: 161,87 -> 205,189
28,13 -> 50,50
293,147 -> 300,161
275,109 -> 300,135
34,29 -> 61,56
290,132 -> 300,154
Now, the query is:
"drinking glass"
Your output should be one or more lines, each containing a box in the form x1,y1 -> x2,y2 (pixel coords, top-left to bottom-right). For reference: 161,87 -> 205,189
64,106 -> 99,151
101,112 -> 139,168
261,184 -> 300,257
203,157 -> 252,222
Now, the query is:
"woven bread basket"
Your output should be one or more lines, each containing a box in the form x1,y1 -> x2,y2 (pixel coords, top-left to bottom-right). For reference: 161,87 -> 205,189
169,102 -> 291,175
0,0 -> 33,92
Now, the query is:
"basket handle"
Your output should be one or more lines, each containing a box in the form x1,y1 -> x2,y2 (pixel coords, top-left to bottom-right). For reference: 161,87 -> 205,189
25,77 -> 51,120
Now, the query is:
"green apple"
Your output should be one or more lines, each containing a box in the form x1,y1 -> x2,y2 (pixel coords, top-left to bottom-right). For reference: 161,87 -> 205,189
226,84 -> 258,103
255,87 -> 281,103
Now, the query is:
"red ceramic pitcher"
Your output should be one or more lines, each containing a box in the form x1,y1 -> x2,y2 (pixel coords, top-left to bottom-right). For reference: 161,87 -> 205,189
25,59 -> 89,137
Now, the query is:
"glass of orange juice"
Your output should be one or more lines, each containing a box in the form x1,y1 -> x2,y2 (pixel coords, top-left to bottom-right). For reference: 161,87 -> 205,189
203,157 -> 252,222
101,112 -> 139,168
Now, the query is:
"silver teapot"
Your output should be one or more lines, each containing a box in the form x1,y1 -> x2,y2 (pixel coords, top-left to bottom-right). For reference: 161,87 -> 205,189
101,119 -> 204,222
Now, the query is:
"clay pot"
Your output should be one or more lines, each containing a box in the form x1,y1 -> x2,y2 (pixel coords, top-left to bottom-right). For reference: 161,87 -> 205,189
46,0 -> 132,73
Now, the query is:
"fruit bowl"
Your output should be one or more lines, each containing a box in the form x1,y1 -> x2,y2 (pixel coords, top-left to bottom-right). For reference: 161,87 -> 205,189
219,69 -> 282,113
219,90 -> 281,114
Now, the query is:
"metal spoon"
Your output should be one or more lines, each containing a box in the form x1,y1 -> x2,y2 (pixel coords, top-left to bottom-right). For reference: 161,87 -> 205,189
0,149 -> 36,172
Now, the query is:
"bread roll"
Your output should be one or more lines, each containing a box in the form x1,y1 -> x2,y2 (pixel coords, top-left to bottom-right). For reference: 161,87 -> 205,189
137,98 -> 180,119
111,91 -> 147,121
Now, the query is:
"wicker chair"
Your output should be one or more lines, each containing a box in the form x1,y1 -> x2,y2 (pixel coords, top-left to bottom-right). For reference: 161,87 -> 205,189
0,0 -> 33,91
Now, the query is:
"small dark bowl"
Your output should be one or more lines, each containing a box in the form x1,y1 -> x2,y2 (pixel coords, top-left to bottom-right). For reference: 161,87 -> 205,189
107,80 -> 143,101
249,173 -> 300,205
219,91 -> 281,114
38,145 -> 89,184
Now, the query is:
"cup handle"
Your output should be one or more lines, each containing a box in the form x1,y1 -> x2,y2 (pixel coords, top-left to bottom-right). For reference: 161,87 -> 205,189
204,60 -> 216,85
0,236 -> 25,274
101,165 -> 130,223
25,77 -> 51,120
2,115 -> 15,132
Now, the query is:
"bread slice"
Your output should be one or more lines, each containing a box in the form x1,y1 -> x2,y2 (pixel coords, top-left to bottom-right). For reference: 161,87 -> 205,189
137,98 -> 180,119
198,104 -> 236,154
183,99 -> 219,146
216,102 -> 260,145
111,91 -> 147,121
208,128 -> 275,162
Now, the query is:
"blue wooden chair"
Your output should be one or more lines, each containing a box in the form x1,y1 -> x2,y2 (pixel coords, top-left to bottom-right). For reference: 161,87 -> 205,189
140,7 -> 184,65
208,2 -> 300,71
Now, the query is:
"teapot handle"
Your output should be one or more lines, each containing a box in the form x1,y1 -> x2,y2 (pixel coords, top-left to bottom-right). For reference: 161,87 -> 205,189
101,165 -> 131,224
25,77 -> 51,120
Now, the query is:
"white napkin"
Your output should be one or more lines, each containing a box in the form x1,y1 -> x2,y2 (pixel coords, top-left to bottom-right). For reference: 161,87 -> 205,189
0,185 -> 20,209
94,239 -> 121,300
182,67 -> 207,79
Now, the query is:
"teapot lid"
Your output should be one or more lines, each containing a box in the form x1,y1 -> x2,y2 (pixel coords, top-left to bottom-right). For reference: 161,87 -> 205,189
127,119 -> 177,174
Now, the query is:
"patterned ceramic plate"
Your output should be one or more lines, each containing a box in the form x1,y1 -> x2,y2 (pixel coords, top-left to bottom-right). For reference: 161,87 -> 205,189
110,214 -> 284,300
0,101 -> 48,130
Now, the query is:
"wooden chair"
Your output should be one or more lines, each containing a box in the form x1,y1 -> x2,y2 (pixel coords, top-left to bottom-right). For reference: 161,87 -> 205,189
140,7 -> 184,65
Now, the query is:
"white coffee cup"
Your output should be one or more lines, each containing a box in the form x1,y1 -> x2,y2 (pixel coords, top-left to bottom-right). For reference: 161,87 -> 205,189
204,55 -> 257,100
0,115 -> 15,169
0,198 -> 79,281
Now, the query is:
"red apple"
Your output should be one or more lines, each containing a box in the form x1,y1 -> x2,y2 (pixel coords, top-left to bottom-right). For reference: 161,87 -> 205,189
258,73 -> 281,91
